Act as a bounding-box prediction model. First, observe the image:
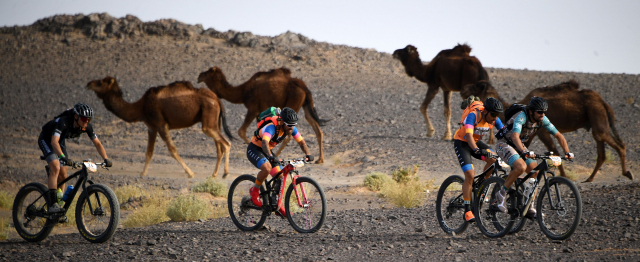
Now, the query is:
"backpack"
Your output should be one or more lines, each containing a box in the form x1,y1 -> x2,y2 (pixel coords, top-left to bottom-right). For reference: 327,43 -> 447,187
54,108 -> 75,119
253,107 -> 283,140
459,100 -> 484,126
503,104 -> 527,122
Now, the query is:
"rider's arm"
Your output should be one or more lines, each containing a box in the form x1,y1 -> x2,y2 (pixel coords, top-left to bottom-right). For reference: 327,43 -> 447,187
291,127 -> 311,155
260,125 -> 276,157
494,117 -> 504,130
553,132 -> 571,156
463,112 -> 479,150
91,137 -> 109,161
50,134 -> 65,158
510,131 -> 527,155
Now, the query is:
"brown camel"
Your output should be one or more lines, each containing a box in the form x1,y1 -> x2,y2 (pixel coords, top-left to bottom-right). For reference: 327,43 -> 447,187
393,44 -> 490,140
87,76 -> 233,178
461,80 -> 633,182
197,67 -> 328,164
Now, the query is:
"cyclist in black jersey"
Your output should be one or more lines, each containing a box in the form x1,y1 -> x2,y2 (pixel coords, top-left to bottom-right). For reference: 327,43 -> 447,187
38,103 -> 112,213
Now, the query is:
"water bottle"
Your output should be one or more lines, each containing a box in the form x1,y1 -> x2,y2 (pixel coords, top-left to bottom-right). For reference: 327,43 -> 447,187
62,185 -> 74,201
57,188 -> 64,205
523,178 -> 535,200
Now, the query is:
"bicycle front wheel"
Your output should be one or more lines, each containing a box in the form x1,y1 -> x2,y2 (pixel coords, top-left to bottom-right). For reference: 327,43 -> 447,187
435,175 -> 468,235
473,177 -> 516,238
536,176 -> 582,240
12,182 -> 55,242
285,177 -> 326,233
75,184 -> 120,243
228,175 -> 268,231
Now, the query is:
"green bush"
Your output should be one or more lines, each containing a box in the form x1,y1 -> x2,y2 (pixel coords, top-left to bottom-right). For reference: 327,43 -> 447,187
0,216 -> 9,240
123,188 -> 171,228
166,194 -> 211,222
391,165 -> 419,184
0,190 -> 13,209
363,173 -> 393,191
192,178 -> 227,197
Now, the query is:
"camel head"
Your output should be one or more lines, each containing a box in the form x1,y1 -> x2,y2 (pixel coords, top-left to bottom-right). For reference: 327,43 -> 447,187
461,80 -> 495,102
392,45 -> 419,62
197,66 -> 227,85
86,76 -> 123,99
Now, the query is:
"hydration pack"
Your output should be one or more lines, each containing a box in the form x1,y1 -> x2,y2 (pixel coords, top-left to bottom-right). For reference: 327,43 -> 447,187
459,100 -> 484,126
253,107 -> 286,143
503,104 -> 527,122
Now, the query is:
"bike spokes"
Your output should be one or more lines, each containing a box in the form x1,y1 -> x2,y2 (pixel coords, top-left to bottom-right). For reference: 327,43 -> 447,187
285,177 -> 326,233
537,177 -> 582,240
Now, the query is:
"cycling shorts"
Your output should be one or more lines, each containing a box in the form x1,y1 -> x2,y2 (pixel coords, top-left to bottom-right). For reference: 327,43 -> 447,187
37,134 -> 67,164
454,139 -> 492,172
496,140 -> 535,167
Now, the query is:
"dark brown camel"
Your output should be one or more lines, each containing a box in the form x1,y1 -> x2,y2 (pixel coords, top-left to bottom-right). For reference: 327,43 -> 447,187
87,76 -> 233,178
461,80 -> 633,182
197,67 -> 328,163
393,44 -> 489,140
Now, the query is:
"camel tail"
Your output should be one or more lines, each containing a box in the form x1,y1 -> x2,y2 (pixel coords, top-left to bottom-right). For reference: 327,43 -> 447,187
296,79 -> 331,126
604,100 -> 624,146
218,102 -> 235,140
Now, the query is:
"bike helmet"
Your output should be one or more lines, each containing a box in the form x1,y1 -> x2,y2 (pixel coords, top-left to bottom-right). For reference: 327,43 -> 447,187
484,97 -> 503,113
527,96 -> 548,111
73,103 -> 94,118
279,107 -> 298,125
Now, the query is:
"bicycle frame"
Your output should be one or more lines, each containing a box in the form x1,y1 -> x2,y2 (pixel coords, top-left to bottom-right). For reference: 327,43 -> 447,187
262,159 -> 309,213
511,154 -> 565,218
445,158 -> 508,210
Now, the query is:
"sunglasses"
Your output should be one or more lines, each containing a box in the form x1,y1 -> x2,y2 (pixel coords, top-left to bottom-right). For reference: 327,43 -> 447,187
490,112 -> 500,117
285,123 -> 296,127
80,117 -> 91,123
535,110 -> 547,115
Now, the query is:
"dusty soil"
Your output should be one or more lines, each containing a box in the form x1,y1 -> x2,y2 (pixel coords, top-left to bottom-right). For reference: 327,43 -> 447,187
0,14 -> 639,261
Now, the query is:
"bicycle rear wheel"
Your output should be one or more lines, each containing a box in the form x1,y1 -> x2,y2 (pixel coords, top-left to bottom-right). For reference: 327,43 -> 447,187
536,176 -> 582,240
435,175 -> 468,235
473,177 -> 516,238
228,175 -> 268,231
12,182 -> 55,242
507,178 -> 528,234
285,177 -> 326,233
75,184 -> 120,243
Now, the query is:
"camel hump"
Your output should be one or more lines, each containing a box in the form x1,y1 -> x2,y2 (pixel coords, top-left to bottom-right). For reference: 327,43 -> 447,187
541,79 -> 580,92
452,44 -> 472,55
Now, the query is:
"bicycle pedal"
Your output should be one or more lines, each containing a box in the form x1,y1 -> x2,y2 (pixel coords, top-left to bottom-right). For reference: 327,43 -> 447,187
58,216 -> 68,223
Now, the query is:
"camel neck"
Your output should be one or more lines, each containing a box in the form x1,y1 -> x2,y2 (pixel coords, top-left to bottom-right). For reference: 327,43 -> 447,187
404,56 -> 431,83
102,91 -> 145,123
205,78 -> 243,104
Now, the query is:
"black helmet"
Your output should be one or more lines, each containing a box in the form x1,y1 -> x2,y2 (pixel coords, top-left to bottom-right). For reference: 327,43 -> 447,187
527,96 -> 548,111
484,97 -> 503,113
73,103 -> 94,118
280,107 -> 298,125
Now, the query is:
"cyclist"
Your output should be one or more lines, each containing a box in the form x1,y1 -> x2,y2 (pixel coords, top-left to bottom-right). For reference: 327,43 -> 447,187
453,97 -> 505,223
246,107 -> 313,218
493,96 -> 574,217
38,103 -> 112,216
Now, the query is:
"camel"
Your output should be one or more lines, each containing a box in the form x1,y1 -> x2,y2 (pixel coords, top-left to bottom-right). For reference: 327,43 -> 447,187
393,44 -> 490,140
461,80 -> 633,182
87,76 -> 233,178
197,67 -> 329,164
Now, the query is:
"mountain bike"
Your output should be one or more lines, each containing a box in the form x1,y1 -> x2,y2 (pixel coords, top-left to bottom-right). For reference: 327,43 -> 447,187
474,152 -> 582,240
228,158 -> 327,233
436,155 -> 511,235
12,157 -> 119,243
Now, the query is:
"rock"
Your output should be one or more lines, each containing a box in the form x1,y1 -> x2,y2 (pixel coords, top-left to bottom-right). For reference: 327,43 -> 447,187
147,239 -> 157,245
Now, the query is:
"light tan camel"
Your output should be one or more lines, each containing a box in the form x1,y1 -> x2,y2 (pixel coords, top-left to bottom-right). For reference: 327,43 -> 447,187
461,80 -> 633,182
87,76 -> 233,178
197,67 -> 328,164
393,44 -> 490,140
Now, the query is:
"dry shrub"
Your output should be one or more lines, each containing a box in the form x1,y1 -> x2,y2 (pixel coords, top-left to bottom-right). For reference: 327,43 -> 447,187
114,185 -> 150,205
391,165 -> 419,184
363,173 -> 393,191
192,178 -> 227,197
0,216 -> 9,240
380,180 -> 426,208
123,188 -> 171,228
166,194 -> 211,222
563,167 -> 580,182
0,190 -> 14,209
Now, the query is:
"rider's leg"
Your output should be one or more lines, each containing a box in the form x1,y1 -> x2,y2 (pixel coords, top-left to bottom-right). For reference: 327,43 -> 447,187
47,160 -> 61,190
482,158 -> 496,179
57,165 -> 68,191
494,158 -> 526,213
524,160 -> 539,217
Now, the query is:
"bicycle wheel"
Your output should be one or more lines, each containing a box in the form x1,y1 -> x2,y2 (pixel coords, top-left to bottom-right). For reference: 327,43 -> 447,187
75,184 -> 120,243
473,176 -> 516,238
508,178 -> 528,234
435,175 -> 468,235
12,182 -> 55,242
228,175 -> 268,231
536,176 -> 582,240
285,177 -> 326,233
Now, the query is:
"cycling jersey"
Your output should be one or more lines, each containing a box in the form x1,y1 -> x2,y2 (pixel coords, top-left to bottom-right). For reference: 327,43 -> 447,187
499,111 -> 558,144
250,123 -> 303,150
453,110 -> 504,142
38,116 -> 97,162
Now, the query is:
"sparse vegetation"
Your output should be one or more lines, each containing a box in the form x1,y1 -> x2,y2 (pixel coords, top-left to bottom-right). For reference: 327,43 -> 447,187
114,184 -> 150,205
166,194 -> 211,222
122,188 -> 172,228
192,178 -> 227,197
563,167 -> 580,181
363,173 -> 393,191
391,165 -> 420,184
0,190 -> 13,209
604,150 -> 615,165
332,155 -> 342,166
0,216 -> 9,240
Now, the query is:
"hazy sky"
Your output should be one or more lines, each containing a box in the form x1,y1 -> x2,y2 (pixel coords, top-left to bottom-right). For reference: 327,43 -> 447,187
2,0 -> 639,74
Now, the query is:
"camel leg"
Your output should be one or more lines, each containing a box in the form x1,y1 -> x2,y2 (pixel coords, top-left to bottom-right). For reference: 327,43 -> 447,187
420,86 -> 440,137
141,129 -> 158,177
157,125 -> 195,178
303,106 -> 325,164
595,131 -> 632,181
442,90 -> 453,140
536,130 -> 565,177
585,141 -> 607,183
203,127 -> 231,179
238,111 -> 258,144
